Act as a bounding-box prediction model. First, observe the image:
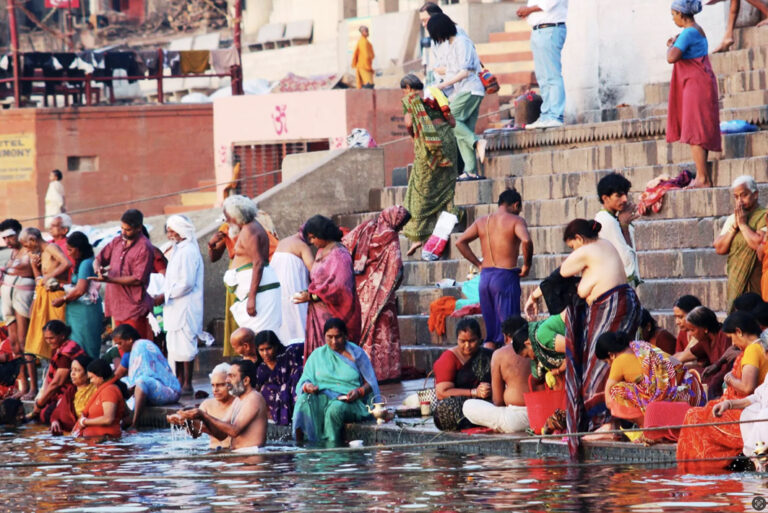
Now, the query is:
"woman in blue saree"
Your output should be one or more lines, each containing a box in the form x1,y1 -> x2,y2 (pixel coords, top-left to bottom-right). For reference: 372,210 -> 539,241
292,317 -> 380,444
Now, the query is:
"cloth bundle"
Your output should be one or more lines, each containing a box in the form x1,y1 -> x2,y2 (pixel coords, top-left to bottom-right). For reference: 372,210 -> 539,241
422,211 -> 459,261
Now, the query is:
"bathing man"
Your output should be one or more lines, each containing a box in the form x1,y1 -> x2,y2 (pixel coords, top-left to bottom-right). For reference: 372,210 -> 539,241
455,188 -> 533,349
180,359 -> 267,450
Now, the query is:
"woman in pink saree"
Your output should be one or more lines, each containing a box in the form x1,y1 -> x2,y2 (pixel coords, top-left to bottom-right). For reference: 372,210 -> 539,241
295,216 -> 361,361
343,206 -> 411,382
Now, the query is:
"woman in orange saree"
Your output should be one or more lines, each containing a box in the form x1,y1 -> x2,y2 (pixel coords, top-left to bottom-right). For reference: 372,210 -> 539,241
677,312 -> 768,469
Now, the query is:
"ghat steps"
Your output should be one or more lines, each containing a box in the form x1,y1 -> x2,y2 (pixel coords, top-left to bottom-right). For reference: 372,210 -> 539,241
331,27 -> 768,374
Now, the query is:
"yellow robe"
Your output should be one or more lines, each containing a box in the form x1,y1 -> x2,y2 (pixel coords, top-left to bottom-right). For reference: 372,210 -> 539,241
351,36 -> 374,88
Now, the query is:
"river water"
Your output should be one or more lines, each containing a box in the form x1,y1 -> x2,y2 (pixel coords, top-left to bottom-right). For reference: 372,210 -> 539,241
1,425 -> 765,512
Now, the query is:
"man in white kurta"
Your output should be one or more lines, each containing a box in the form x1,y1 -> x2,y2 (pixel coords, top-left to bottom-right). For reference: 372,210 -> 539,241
594,173 -> 641,286
45,170 -> 65,219
160,215 -> 204,394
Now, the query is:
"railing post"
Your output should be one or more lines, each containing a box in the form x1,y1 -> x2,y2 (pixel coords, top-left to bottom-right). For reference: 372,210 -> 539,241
85,73 -> 92,106
7,0 -> 21,107
156,48 -> 164,104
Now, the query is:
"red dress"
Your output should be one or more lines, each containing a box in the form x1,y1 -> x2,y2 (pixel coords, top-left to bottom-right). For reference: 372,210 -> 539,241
666,54 -> 722,152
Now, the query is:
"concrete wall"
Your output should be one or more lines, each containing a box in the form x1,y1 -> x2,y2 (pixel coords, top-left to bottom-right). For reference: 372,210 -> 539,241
562,0 -> 728,119
212,88 -> 436,199
241,41 -> 339,82
267,0 -> 346,43
256,147 -> 386,237
0,105 -> 215,228
281,150 -> 332,181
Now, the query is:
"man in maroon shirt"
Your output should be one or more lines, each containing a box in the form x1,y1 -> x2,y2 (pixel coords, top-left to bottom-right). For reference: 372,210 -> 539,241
90,209 -> 154,340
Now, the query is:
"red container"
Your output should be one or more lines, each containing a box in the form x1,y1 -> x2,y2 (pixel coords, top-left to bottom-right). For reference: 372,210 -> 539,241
524,376 -> 566,434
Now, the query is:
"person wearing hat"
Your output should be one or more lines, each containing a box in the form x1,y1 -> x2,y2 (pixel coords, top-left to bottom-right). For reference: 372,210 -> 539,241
153,215 -> 204,396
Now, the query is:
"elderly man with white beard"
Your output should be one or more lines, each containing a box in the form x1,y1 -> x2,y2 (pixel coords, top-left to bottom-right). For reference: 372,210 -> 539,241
221,195 -> 282,335
153,215 -> 204,395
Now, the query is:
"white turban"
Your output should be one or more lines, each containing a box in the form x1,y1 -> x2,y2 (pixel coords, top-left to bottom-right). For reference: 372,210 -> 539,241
166,215 -> 196,241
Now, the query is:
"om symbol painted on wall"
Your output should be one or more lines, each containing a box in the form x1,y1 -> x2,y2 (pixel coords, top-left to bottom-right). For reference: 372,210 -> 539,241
271,105 -> 288,135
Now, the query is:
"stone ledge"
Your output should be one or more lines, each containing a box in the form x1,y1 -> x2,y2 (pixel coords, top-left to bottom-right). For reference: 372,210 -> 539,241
485,106 -> 768,152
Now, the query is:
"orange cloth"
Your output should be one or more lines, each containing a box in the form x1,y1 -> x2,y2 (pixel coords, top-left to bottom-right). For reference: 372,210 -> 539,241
428,296 -> 457,337
179,50 -> 211,74
81,383 -> 125,438
351,35 -> 374,88
676,350 -> 755,470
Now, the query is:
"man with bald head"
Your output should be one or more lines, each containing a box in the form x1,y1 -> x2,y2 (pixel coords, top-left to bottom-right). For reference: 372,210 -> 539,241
229,327 -> 259,364
715,175 -> 767,312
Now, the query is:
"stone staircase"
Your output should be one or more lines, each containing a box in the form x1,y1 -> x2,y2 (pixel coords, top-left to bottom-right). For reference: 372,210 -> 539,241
333,26 -> 768,375
476,19 -> 536,100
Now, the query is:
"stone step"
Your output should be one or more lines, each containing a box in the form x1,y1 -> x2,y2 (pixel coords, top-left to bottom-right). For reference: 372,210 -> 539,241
194,346 -> 226,376
709,46 -> 768,76
394,275 -> 725,319
485,129 -> 768,178
733,25 -> 768,50
476,40 -> 531,56
396,285 -> 462,316
480,51 -> 534,63
484,61 -> 535,74
400,247 -> 725,288
180,191 -> 218,206
504,20 -> 531,33
370,156 -> 768,211
645,69 -> 768,105
723,88 -> 768,110
489,32 -> 530,43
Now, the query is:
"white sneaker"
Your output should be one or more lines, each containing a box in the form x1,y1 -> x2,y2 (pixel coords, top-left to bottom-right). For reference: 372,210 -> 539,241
525,118 -> 564,130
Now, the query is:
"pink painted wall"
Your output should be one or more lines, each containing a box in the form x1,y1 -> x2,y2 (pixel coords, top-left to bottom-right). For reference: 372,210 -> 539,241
213,88 -> 500,200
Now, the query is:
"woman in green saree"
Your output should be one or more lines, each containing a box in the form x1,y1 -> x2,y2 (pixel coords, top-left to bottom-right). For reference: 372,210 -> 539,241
292,317 -> 381,445
400,73 -> 459,256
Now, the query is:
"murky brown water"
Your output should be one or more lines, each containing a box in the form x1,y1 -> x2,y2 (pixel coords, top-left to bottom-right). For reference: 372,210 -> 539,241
1,424 -> 767,512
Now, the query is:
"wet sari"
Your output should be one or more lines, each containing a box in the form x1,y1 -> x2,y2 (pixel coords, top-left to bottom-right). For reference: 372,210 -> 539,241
401,92 -> 458,243
342,206 -> 408,381
304,244 -> 361,361
677,344 -> 767,470
607,341 -> 706,425
292,342 -> 380,444
126,339 -> 182,405
432,347 -> 492,431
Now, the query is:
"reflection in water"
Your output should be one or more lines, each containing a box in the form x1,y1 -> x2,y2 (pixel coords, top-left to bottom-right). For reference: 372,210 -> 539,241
0,424 -> 764,512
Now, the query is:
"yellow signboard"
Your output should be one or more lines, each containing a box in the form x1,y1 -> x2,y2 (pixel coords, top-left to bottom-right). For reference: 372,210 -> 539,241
0,133 -> 35,182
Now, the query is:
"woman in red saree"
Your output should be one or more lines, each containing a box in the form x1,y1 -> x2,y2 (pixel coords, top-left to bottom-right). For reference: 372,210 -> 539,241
295,216 -> 361,361
677,311 -> 768,470
343,206 -> 411,381
666,2 -> 721,189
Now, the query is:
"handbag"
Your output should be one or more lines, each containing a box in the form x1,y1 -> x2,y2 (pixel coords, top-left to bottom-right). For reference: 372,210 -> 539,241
478,69 -> 499,94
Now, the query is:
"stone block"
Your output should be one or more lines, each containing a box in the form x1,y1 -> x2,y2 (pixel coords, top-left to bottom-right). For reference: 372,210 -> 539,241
392,166 -> 409,186
396,286 -> 461,316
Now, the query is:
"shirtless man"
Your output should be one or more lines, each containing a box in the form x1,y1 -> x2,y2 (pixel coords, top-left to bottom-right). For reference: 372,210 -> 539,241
228,327 -> 258,363
180,359 -> 267,451
455,188 -> 533,349
221,195 -> 282,334
272,229 -> 314,344
523,219 -> 641,454
169,363 -> 238,449
461,318 -> 531,433
0,219 -> 34,360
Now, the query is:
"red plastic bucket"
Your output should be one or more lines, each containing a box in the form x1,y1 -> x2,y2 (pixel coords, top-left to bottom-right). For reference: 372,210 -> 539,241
524,376 -> 566,434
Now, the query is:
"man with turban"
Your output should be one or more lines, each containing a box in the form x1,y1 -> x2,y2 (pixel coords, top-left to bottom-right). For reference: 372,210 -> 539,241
154,215 -> 204,395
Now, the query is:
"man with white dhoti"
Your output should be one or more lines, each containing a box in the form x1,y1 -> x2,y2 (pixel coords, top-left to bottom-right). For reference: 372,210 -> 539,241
155,215 -> 204,395
272,228 -> 313,345
222,196 -> 282,335
45,170 -> 65,219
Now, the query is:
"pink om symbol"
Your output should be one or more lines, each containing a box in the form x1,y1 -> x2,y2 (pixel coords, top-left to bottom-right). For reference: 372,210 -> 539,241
272,105 -> 288,135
